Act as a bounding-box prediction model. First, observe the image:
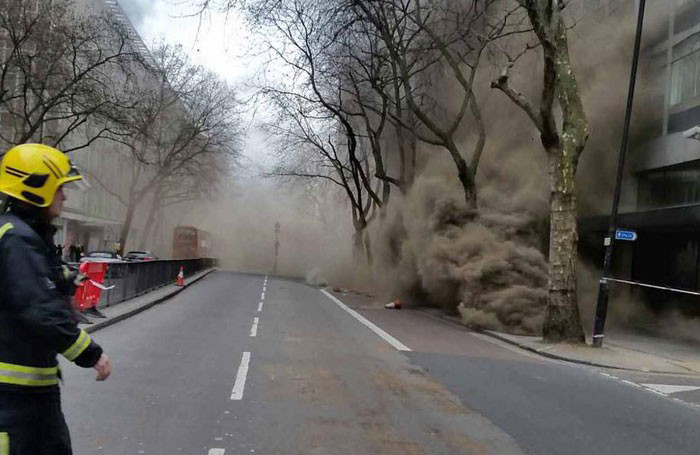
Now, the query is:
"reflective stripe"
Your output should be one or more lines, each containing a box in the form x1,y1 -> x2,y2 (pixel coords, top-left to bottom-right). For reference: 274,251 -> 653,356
0,223 -> 13,240
0,361 -> 57,374
62,330 -> 91,361
0,374 -> 59,387
0,432 -> 7,455
0,362 -> 59,387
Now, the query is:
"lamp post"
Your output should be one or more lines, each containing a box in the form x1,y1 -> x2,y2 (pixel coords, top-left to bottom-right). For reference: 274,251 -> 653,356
273,222 -> 280,275
592,0 -> 647,348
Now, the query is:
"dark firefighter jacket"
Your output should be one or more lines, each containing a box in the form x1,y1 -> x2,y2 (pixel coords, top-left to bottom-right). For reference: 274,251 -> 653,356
0,208 -> 102,392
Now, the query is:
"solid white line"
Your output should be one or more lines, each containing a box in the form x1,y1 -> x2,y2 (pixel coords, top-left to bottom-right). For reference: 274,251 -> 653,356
320,289 -> 411,351
208,450 -> 225,455
620,379 -> 642,389
258,301 -> 263,312
250,317 -> 259,337
642,384 -> 700,395
230,352 -> 251,400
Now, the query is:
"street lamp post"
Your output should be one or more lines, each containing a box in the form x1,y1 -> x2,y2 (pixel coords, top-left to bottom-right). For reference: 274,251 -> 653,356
592,0 -> 647,348
273,222 -> 280,275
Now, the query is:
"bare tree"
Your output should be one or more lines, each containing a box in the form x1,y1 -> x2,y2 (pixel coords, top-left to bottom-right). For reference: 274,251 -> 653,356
138,151 -> 230,250
346,0 -> 512,210
263,84 -> 378,263
0,0 -> 144,152
491,0 -> 587,343
104,44 -> 239,252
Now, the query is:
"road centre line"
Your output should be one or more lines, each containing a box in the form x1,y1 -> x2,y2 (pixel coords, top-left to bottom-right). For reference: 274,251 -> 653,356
231,352 -> 251,400
208,450 -> 225,455
258,301 -> 263,312
250,317 -> 259,337
261,292 -> 265,300
320,289 -> 411,352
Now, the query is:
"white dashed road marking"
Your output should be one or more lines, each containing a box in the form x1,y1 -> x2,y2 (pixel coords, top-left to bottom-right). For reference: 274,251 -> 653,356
231,352 -> 251,400
208,449 -> 225,455
250,317 -> 259,337
258,301 -> 263,312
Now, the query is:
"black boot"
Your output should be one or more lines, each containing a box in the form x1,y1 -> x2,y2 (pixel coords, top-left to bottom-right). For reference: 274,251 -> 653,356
76,311 -> 93,325
84,307 -> 107,319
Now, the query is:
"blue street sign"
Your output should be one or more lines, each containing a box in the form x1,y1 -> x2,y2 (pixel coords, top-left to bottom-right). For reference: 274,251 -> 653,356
615,229 -> 637,241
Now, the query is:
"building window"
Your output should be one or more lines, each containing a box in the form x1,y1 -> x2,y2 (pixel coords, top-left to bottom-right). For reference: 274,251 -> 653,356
676,0 -> 700,35
671,50 -> 700,106
638,163 -> 700,209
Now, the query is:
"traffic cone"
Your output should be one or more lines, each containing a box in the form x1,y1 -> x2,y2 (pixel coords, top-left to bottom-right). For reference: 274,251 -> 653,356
176,267 -> 185,286
384,299 -> 403,310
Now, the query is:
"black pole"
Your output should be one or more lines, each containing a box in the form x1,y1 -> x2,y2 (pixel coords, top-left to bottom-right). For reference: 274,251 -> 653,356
273,222 -> 280,275
592,0 -> 647,348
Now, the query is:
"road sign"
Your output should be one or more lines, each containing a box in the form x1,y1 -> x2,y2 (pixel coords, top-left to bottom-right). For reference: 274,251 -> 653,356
615,229 -> 637,241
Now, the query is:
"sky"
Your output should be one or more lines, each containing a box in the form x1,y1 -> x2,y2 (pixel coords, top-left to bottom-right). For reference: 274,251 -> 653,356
116,0 -> 270,170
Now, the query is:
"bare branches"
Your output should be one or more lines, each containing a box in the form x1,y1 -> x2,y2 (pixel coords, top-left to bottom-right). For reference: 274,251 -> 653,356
491,73 -> 543,133
0,0 -> 145,151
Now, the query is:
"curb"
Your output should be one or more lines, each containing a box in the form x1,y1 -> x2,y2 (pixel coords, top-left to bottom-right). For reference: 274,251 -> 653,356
84,268 -> 216,334
415,308 -> 699,375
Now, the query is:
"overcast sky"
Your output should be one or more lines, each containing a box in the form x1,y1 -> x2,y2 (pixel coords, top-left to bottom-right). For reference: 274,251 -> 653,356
116,0 -> 269,169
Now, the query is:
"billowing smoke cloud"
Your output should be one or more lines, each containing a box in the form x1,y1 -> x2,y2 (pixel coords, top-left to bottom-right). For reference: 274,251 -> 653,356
193,3 -> 671,337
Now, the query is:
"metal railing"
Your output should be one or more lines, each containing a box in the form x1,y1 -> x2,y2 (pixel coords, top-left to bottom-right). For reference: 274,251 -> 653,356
98,258 -> 216,308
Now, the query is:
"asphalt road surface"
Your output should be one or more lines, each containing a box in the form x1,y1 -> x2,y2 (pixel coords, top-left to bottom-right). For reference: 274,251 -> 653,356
62,271 -> 700,454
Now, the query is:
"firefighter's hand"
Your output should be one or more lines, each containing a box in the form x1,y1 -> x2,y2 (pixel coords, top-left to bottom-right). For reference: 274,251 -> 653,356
94,354 -> 112,381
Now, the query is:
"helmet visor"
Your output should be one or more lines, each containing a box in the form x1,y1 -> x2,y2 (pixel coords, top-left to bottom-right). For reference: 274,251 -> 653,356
61,165 -> 91,191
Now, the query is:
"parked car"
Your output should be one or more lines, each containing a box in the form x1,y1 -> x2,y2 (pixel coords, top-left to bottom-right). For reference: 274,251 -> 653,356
124,251 -> 158,262
80,251 -> 124,263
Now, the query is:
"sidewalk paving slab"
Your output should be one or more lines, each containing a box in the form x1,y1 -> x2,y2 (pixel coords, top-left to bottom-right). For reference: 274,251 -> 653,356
81,268 -> 215,334
411,307 -> 700,375
483,330 -> 700,375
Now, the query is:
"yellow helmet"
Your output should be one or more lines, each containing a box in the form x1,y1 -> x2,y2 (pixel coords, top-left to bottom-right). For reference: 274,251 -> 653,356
0,144 -> 83,207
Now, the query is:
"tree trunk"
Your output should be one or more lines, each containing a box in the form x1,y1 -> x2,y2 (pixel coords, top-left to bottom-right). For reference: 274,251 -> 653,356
139,194 -> 160,251
407,133 -> 417,188
352,229 -> 365,264
380,180 -> 391,220
118,201 -> 137,256
447,142 -> 477,211
363,230 -> 373,266
542,151 -> 585,343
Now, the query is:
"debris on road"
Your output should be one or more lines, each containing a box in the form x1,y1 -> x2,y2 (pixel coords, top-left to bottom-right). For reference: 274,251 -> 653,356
385,300 -> 403,310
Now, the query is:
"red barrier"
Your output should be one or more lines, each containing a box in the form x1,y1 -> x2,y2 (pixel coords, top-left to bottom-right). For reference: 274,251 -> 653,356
73,262 -> 108,312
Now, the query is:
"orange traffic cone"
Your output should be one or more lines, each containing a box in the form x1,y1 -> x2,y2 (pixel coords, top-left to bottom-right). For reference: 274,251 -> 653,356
176,267 -> 185,286
384,299 -> 403,310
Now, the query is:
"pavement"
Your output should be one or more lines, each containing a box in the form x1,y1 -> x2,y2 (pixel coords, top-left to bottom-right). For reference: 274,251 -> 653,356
409,306 -> 700,375
60,271 -> 700,455
79,268 -> 215,334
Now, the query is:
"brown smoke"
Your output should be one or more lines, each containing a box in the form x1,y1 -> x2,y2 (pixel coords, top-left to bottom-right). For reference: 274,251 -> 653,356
192,1 -> 674,338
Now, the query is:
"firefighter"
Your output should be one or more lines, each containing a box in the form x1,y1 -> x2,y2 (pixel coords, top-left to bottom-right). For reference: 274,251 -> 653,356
0,144 -> 111,454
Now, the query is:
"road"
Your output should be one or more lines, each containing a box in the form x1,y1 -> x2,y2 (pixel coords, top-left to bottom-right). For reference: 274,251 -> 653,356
62,271 -> 700,454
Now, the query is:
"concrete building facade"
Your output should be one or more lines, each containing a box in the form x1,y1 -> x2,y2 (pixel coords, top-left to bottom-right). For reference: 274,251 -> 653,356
580,0 -> 700,309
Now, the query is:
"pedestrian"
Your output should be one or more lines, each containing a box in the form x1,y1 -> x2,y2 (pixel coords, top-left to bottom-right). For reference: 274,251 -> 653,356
0,144 -> 112,454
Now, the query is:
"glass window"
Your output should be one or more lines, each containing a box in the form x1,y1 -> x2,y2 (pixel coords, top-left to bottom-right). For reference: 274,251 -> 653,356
638,165 -> 700,209
665,168 -> 700,204
670,51 -> 700,106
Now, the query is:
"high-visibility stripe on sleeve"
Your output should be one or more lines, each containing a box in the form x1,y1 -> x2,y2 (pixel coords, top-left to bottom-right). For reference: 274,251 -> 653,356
0,223 -> 13,241
0,433 -> 10,455
0,432 -> 8,455
62,330 -> 91,361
